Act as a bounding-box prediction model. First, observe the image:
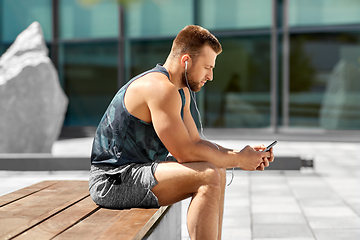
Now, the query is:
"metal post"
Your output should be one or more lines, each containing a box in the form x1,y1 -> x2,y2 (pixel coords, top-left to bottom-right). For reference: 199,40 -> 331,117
282,0 -> 290,128
194,0 -> 199,25
0,0 -> 3,46
271,0 -> 278,131
118,4 -> 125,88
51,0 -> 59,71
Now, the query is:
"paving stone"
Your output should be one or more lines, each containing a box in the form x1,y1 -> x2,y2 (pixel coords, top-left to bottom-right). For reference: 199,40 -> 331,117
221,227 -> 251,240
298,198 -> 344,207
253,238 -> 315,240
314,229 -> 360,240
252,213 -> 307,225
251,203 -> 302,214
252,224 -> 314,238
302,206 -> 358,217
223,216 -> 251,228
308,216 -> 360,229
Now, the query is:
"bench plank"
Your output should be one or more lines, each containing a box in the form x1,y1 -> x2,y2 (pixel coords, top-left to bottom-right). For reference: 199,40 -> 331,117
13,196 -> 99,240
0,181 -> 57,207
0,181 -> 175,240
53,208 -> 130,240
97,207 -> 168,240
0,181 -> 89,239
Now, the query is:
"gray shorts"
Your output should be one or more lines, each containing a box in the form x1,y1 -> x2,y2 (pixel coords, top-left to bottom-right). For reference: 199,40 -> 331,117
89,156 -> 177,209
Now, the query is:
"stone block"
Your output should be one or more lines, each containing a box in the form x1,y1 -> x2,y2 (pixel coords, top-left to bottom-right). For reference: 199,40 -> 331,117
0,22 -> 68,153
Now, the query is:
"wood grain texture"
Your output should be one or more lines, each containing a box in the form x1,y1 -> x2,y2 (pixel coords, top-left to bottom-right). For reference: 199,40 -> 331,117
0,181 -> 89,239
0,180 -> 168,240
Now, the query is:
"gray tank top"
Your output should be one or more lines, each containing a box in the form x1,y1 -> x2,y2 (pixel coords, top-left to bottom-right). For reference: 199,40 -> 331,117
91,64 -> 185,166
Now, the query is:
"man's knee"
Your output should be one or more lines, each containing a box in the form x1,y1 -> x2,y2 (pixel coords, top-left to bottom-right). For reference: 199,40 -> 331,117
200,162 -> 221,191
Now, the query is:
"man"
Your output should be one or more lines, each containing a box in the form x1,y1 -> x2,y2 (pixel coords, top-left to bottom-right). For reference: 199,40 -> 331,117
90,25 -> 274,240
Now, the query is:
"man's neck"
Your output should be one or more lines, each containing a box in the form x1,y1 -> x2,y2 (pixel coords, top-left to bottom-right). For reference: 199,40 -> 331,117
163,59 -> 184,89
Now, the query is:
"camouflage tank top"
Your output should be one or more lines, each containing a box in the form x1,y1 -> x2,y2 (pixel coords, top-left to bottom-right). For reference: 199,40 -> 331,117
91,64 -> 185,166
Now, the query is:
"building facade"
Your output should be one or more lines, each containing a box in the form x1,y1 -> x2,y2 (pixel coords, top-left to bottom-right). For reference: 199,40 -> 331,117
1,0 -> 360,138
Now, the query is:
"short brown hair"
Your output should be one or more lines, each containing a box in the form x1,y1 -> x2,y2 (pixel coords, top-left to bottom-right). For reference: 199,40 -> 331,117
170,25 -> 222,61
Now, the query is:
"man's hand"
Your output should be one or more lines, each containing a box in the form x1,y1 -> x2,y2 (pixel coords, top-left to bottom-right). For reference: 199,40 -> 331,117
252,144 -> 275,171
238,144 -> 274,171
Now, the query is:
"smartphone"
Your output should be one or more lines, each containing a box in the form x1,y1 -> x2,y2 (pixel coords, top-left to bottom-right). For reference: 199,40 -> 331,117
263,140 -> 277,152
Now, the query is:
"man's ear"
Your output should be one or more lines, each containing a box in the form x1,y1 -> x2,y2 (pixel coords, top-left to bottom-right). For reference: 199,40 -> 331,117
181,54 -> 191,69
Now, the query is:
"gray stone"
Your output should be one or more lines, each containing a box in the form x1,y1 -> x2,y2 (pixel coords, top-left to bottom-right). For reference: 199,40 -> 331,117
0,22 -> 68,153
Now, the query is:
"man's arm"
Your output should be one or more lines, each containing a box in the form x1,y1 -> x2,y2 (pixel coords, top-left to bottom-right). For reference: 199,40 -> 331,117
148,82 -> 271,170
180,88 -> 272,170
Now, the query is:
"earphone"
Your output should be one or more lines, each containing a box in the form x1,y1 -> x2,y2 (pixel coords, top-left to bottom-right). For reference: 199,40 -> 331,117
184,60 -> 234,186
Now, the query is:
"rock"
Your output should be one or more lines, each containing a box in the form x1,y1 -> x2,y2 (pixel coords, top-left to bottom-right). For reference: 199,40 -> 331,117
0,22 -> 68,153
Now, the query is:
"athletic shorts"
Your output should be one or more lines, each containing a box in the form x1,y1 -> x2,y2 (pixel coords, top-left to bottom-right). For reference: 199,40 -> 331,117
89,156 -> 177,209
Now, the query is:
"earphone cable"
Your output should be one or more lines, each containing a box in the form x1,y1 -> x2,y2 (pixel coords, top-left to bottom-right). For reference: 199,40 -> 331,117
184,68 -> 234,186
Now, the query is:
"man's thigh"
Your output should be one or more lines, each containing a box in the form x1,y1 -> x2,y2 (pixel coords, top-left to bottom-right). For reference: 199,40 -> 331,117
152,161 -> 219,206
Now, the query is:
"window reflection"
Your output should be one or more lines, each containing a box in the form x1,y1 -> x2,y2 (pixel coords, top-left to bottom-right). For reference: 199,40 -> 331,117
289,0 -> 360,27
206,36 -> 271,128
128,36 -> 271,129
59,42 -> 118,126
124,0 -> 192,38
2,0 -> 52,42
289,33 -> 360,130
60,0 -> 118,40
127,39 -> 172,78
199,0 -> 271,31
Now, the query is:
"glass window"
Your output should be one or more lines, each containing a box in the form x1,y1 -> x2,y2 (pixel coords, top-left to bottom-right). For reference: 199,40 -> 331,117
289,0 -> 360,27
127,36 -> 271,129
1,0 -> 52,42
126,39 -> 172,78
289,32 -> 360,130
124,0 -> 193,38
59,42 -> 118,126
204,36 -> 271,128
0,44 -> 10,57
0,46 -> 4,56
60,0 -> 118,40
199,0 -> 272,31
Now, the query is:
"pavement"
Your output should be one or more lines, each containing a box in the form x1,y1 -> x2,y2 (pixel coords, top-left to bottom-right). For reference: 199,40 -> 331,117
0,137 -> 359,240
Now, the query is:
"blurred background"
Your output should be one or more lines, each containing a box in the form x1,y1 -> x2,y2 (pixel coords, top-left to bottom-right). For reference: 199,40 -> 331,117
1,0 -> 360,141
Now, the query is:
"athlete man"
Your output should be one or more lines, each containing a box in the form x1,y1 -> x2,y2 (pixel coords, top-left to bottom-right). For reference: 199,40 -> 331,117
90,25 -> 274,240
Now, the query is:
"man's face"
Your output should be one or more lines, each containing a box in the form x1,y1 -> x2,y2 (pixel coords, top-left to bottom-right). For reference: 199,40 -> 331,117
182,45 -> 218,92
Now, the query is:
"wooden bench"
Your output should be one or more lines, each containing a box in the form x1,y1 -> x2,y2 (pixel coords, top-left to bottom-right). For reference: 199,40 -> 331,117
0,180 -> 181,240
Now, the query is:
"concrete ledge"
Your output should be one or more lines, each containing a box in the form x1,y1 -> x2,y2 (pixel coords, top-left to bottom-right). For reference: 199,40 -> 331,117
0,155 -> 313,171
0,154 -> 89,171
144,202 -> 181,240
266,156 -> 302,170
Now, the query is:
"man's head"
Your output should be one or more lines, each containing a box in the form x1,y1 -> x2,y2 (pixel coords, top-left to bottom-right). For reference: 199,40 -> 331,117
170,25 -> 222,62
168,25 -> 222,92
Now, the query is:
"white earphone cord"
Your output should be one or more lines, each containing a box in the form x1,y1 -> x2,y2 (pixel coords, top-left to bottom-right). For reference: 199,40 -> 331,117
184,66 -> 234,186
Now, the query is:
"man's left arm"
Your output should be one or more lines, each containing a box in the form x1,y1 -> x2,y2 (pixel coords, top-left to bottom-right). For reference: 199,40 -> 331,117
182,88 -> 272,168
182,89 -> 238,152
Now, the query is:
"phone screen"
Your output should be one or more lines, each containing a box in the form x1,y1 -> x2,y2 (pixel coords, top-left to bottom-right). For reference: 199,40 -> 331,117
264,141 -> 277,152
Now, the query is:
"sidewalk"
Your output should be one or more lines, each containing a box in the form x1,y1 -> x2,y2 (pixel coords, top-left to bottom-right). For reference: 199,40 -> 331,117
0,138 -> 359,240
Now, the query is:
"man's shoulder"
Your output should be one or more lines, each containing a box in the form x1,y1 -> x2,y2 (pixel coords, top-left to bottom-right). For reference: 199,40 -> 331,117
136,72 -> 178,95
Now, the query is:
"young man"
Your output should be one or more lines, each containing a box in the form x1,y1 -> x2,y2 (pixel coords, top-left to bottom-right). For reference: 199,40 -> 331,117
90,25 -> 274,240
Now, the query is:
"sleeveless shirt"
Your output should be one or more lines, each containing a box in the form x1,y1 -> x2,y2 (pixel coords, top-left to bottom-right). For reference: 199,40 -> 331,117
91,64 -> 185,166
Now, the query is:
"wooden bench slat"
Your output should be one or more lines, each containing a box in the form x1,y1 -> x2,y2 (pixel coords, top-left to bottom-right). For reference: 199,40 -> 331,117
53,209 -> 130,240
0,181 -> 176,240
97,206 -> 169,240
13,196 -> 99,240
0,181 -> 89,239
0,181 -> 57,207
